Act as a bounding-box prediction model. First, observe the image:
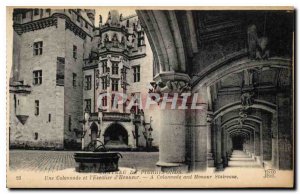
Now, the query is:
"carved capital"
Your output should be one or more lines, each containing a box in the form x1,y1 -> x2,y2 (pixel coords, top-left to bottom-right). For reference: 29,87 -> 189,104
207,112 -> 213,123
149,72 -> 191,95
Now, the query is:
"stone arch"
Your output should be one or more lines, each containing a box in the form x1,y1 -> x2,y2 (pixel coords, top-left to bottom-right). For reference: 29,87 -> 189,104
229,131 -> 249,137
227,126 -> 254,134
222,115 -> 262,128
103,122 -> 129,146
214,100 -> 277,120
136,10 -> 186,74
192,56 -> 292,89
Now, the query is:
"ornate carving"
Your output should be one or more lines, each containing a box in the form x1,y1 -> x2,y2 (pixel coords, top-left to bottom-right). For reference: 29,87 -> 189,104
65,19 -> 87,40
256,37 -> 270,60
247,24 -> 270,60
13,16 -> 58,35
149,80 -> 191,95
278,69 -> 291,87
240,91 -> 254,109
238,108 -> 248,127
104,34 -> 109,45
112,33 -> 119,47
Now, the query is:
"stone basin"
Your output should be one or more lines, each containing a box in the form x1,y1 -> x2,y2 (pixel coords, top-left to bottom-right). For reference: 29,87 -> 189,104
74,152 -> 122,173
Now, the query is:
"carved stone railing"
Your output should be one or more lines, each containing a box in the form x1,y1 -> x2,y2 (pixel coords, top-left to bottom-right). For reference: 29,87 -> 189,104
102,112 -> 131,122
9,83 -> 32,94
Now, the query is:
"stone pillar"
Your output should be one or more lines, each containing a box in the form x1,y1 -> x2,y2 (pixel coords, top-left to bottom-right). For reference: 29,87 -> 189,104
227,135 -> 232,156
222,129 -> 228,167
261,112 -> 272,161
254,131 -> 261,161
250,132 -> 255,158
207,113 -> 214,167
186,87 -> 208,172
157,105 -> 187,171
153,73 -> 191,172
215,118 -> 223,170
187,105 -> 208,171
276,93 -> 293,170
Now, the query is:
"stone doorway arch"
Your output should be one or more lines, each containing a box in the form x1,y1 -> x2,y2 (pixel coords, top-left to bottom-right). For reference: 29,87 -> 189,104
104,123 -> 128,148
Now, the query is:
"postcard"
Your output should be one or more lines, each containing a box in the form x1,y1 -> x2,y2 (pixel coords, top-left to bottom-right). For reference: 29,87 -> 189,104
6,6 -> 294,188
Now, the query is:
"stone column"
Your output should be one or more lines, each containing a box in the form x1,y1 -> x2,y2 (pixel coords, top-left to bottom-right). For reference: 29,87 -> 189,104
254,131 -> 261,160
157,101 -> 187,172
153,73 -> 191,172
215,118 -> 223,171
207,113 -> 214,167
276,93 -> 293,170
249,132 -> 254,158
187,103 -> 208,172
261,112 -> 272,162
222,129 -> 228,167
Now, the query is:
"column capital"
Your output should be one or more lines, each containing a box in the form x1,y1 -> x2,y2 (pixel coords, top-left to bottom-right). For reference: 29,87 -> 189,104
150,72 -> 191,95
207,111 -> 213,123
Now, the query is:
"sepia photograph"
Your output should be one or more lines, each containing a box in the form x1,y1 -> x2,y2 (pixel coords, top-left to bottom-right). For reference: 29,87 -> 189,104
6,6 -> 294,188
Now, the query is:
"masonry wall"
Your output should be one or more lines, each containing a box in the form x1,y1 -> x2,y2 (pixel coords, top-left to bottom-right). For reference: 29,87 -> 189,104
63,25 -> 93,149
10,22 -> 65,149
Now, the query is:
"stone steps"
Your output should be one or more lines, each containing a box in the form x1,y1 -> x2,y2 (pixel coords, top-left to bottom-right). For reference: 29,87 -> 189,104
228,150 -> 261,168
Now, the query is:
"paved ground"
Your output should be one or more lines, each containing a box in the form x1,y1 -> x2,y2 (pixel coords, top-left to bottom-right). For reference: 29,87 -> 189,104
9,150 -> 159,172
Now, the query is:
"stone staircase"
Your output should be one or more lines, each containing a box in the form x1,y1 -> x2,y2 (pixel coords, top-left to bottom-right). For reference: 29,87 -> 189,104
228,150 -> 261,168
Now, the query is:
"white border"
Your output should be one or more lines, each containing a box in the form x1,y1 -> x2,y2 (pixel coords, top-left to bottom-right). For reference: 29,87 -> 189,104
1,0 -> 298,193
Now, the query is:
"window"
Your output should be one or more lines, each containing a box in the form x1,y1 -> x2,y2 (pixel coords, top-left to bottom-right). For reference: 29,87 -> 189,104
35,100 -> 39,116
73,45 -> 77,59
85,75 -> 92,90
111,79 -> 118,91
111,94 -> 118,109
48,114 -> 51,122
68,115 -> 72,131
77,15 -> 80,22
84,99 -> 91,112
22,12 -> 26,19
34,132 -> 38,140
40,9 -> 43,17
102,96 -> 107,107
101,77 -> 107,90
112,62 -> 119,75
102,60 -> 107,73
85,21 -> 88,28
33,41 -> 43,56
14,95 -> 17,113
56,57 -> 65,86
46,9 -> 51,13
72,73 -> 77,87
133,66 -> 140,82
33,70 -> 42,85
34,9 -> 39,16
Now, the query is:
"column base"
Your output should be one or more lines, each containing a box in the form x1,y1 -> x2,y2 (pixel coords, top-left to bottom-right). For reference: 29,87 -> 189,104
156,162 -> 188,173
255,156 -> 263,166
193,161 -> 207,172
207,153 -> 214,167
215,162 -> 224,171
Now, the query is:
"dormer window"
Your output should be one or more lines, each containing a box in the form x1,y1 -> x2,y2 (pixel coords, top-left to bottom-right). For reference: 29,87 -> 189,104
34,9 -> 39,16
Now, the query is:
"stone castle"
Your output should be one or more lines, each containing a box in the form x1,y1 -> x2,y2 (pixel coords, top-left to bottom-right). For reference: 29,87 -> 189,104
9,9 -> 155,150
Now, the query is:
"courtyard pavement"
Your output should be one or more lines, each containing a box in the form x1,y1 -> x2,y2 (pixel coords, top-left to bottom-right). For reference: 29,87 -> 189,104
9,149 -> 159,172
